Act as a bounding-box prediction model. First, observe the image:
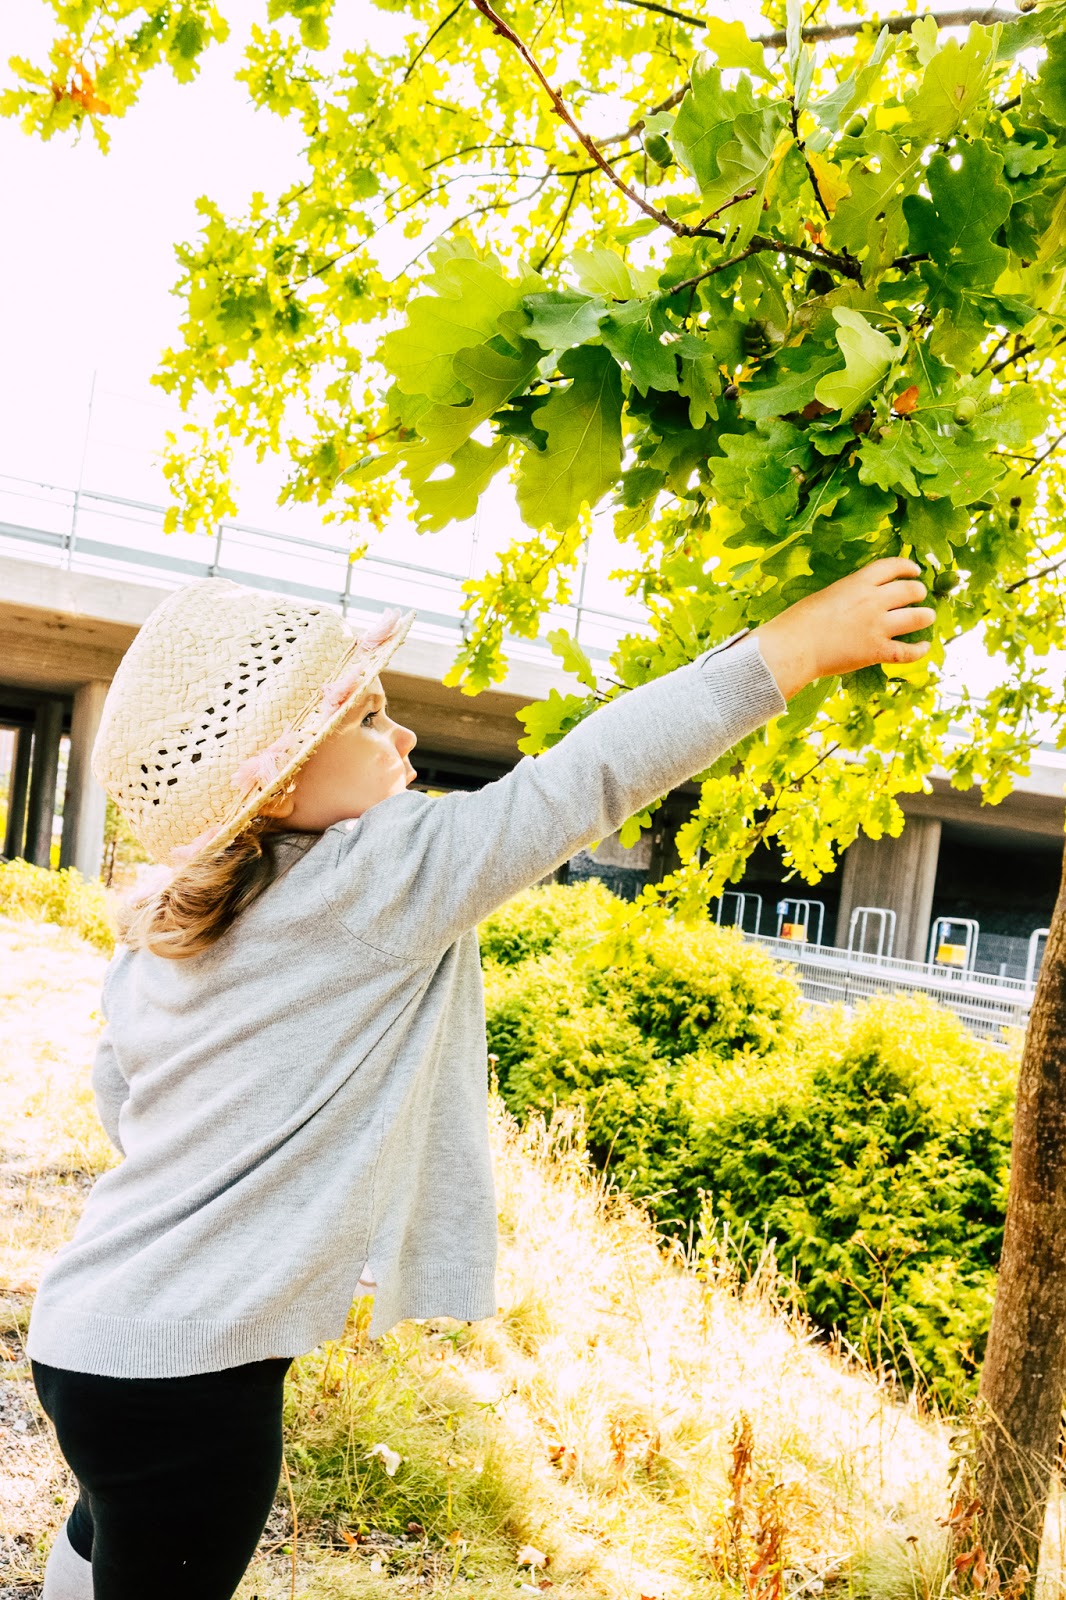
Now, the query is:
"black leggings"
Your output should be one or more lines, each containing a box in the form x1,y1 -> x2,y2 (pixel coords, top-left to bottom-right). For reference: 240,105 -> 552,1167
32,1355 -> 293,1600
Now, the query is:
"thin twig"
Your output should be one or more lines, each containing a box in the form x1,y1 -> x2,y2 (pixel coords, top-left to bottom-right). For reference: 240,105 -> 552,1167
467,0 -> 862,280
281,1450 -> 298,1600
665,245 -> 764,292
401,0 -> 464,83
1005,555 -> 1066,594
1023,431 -> 1066,478
536,171 -> 584,271
791,102 -> 832,223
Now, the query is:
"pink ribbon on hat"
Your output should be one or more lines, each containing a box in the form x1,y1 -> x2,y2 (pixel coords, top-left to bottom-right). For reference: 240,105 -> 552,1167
318,607 -> 410,715
170,820 -> 225,865
232,730 -> 303,796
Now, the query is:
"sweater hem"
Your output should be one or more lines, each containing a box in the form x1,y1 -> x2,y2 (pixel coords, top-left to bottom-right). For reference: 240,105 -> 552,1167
25,1300 -> 345,1379
366,1260 -> 498,1341
27,1261 -> 500,1375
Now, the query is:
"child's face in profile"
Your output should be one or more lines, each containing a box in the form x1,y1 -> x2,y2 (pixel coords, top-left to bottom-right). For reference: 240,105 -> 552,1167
260,676 -> 417,832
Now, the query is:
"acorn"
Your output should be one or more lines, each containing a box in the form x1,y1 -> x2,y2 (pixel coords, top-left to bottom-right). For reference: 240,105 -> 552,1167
953,395 -> 978,425
845,113 -> 867,137
933,569 -> 960,595
1009,511 -> 1021,530
724,383 -> 740,401
644,131 -> 674,169
1010,494 -> 1022,507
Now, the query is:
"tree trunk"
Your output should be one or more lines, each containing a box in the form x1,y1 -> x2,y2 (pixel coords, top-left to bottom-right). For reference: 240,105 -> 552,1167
977,843 -> 1066,1581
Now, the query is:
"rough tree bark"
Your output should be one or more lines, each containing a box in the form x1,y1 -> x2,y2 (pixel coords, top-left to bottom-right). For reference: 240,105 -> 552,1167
977,843 -> 1066,1582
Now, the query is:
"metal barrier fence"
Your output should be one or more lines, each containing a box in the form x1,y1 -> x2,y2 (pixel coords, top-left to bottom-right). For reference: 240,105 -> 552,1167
748,931 -> 1033,1042
0,472 -> 646,665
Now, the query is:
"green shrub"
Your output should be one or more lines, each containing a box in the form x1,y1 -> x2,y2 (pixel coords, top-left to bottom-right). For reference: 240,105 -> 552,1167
0,860 -> 116,953
480,883 -> 1018,1406
481,882 -> 802,1209
478,877 -> 618,967
685,995 -> 1014,1406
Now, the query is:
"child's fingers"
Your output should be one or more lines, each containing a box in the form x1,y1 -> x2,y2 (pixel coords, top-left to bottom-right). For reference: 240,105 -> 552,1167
888,638 -> 931,663
885,605 -> 937,636
881,578 -> 929,609
864,556 -> 922,585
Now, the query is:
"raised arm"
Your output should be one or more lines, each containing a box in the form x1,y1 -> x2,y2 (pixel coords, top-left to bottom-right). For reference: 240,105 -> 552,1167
321,556 -> 935,963
322,629 -> 785,959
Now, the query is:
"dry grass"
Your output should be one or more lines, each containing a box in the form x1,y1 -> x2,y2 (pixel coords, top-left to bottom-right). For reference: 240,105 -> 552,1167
0,912 -> 1064,1599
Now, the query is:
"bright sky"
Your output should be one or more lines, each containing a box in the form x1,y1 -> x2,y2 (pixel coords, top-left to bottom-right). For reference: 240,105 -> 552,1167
0,2 -> 1041,705
0,0 -> 657,638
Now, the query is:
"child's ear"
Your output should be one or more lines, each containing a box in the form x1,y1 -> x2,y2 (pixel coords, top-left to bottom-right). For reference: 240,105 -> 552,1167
257,786 -> 298,822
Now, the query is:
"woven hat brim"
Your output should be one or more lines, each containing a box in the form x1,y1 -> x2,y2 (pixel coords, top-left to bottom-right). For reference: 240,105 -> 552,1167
165,609 -> 416,871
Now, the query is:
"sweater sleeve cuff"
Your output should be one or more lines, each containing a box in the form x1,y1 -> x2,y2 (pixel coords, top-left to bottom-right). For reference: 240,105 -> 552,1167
693,629 -> 788,746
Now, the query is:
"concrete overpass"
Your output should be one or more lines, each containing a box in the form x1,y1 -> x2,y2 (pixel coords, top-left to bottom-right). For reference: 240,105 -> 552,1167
1,474 -> 1063,986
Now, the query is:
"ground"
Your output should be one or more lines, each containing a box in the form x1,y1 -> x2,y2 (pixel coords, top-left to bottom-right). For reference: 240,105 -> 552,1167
2,909 -> 1059,1600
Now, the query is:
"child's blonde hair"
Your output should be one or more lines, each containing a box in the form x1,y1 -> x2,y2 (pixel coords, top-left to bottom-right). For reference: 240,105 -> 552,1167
117,813 -> 297,960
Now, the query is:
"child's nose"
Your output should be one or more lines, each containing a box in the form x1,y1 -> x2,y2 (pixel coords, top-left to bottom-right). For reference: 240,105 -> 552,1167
397,724 -> 417,756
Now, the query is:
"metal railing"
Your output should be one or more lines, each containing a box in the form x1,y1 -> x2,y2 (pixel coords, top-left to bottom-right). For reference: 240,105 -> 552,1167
0,472 -> 649,667
747,930 -> 1034,1042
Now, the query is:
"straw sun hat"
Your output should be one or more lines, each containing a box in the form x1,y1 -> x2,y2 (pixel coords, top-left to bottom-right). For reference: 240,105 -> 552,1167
91,578 -> 416,871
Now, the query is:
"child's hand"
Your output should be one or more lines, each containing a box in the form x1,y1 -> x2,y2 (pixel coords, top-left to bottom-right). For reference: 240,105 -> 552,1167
754,558 -> 936,702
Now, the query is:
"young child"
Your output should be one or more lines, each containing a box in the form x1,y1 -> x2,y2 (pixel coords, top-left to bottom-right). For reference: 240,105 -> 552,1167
27,556 -> 933,1599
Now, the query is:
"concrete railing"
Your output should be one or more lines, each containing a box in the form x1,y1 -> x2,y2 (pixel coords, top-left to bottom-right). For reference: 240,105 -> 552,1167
748,930 -> 1034,1041
0,472 -> 647,667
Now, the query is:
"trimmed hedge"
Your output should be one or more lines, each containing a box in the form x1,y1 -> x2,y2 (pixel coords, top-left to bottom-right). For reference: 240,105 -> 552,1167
480,882 -> 1017,1404
0,860 -> 116,953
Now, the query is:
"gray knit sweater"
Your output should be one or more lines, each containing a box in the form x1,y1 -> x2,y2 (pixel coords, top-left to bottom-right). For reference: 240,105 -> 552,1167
26,631 -> 786,1377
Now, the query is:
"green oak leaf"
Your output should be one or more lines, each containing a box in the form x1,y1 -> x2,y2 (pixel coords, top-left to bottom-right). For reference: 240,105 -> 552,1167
516,345 -> 624,531
600,299 -> 679,395
380,248 -> 544,402
902,141 -> 1012,312
522,291 -> 607,352
905,24 -> 998,141
547,627 -> 598,690
515,689 -> 592,755
911,421 -> 1006,507
812,26 -> 894,130
857,422 -> 935,497
675,334 -> 721,427
618,465 -> 667,508
709,419 -> 811,538
819,480 -> 898,541
672,60 -> 787,237
829,133 -> 916,270
406,438 -> 510,533
739,343 -> 841,420
1036,31 -> 1066,126
814,308 -> 903,421
414,339 -> 543,458
703,16 -> 773,81
572,247 -> 633,299
903,495 -> 971,564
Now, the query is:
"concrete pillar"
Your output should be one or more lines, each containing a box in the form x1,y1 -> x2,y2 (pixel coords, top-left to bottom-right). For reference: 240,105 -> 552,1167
24,698 -> 65,868
3,724 -> 32,859
836,817 -> 942,963
59,680 -> 110,881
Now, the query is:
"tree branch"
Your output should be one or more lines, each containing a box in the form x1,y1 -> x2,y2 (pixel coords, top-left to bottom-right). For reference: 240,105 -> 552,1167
467,0 -> 863,281
608,0 -> 1015,39
598,5 -> 1016,145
